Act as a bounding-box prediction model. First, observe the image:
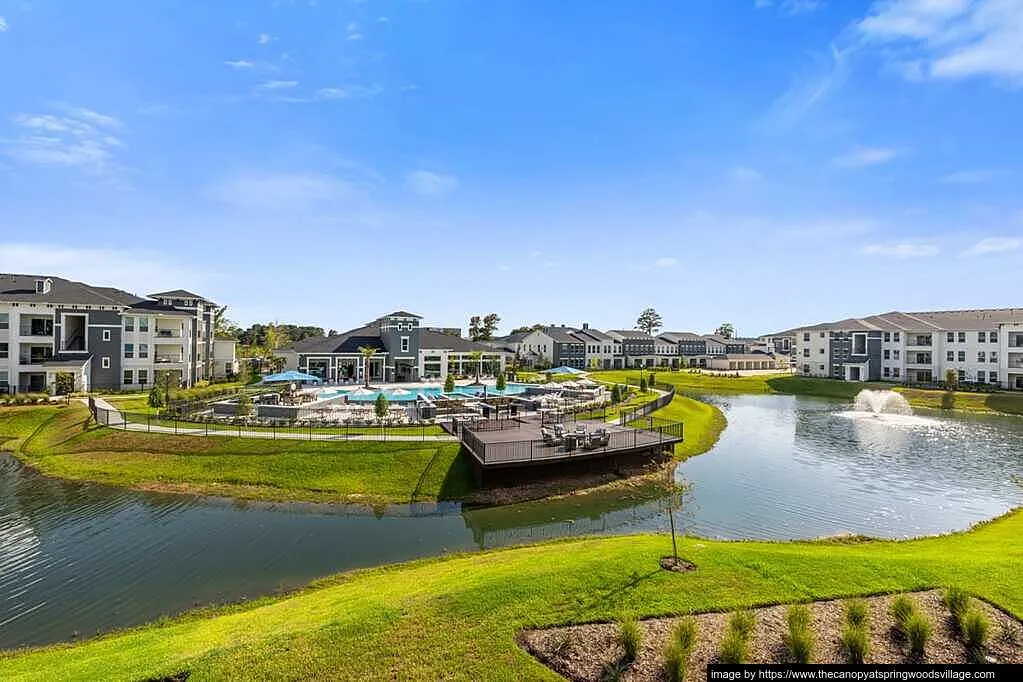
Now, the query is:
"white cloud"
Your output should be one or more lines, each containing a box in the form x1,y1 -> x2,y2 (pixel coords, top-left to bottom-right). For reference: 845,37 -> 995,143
761,44 -> 846,131
377,16 -> 390,23
654,257 -> 679,268
316,87 -> 346,100
257,80 -> 299,90
857,0 -> 1023,83
406,170 -> 459,197
2,107 -> 124,175
207,172 -> 358,210
731,165 -> 762,181
258,33 -> 276,44
938,169 -> 1003,183
782,0 -> 823,15
832,146 -> 898,167
961,237 -> 1022,256
0,17 -> 8,32
861,242 -> 939,258
347,22 -> 362,40
0,243 -> 214,294
225,59 -> 255,69
755,0 -> 773,8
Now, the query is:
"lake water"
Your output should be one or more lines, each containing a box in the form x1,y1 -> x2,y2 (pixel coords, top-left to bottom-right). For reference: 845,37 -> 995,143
2,394 -> 1021,649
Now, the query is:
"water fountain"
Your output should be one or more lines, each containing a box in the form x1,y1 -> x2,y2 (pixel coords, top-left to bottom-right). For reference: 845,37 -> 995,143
852,389 -> 913,416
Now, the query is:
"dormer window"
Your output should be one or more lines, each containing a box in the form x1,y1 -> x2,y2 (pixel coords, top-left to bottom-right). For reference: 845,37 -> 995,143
35,278 -> 52,294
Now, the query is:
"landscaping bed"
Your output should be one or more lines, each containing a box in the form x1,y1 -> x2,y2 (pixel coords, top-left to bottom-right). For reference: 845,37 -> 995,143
521,590 -> 1022,681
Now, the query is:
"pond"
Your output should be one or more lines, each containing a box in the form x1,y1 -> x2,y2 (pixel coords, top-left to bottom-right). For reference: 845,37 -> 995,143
2,393 -> 1021,649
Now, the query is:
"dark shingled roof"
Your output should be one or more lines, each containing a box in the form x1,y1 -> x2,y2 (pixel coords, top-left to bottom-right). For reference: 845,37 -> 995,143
0,273 -> 144,306
149,289 -> 213,303
543,326 -> 582,344
380,310 -> 423,319
573,328 -> 613,342
291,325 -> 386,354
420,330 -> 495,353
125,300 -> 194,316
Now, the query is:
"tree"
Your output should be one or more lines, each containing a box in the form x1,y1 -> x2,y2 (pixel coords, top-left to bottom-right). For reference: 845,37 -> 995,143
945,368 -> 958,390
54,372 -> 75,396
610,384 -> 621,404
214,306 -> 240,339
715,323 -> 735,339
374,392 -> 389,421
639,375 -> 648,393
636,308 -> 663,335
468,313 -> 502,341
648,372 -> 656,388
495,371 -> 506,391
469,350 -> 484,383
510,323 -> 545,334
236,392 -> 253,417
444,374 -> 455,392
154,370 -> 174,406
148,385 -> 165,409
359,345 -> 378,388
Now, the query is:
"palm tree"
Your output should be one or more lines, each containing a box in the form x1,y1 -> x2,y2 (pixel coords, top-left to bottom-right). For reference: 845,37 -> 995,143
359,345 -> 378,388
470,350 -> 483,384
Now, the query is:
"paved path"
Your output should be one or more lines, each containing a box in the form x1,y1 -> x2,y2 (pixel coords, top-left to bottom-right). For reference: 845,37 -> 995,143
83,398 -> 458,442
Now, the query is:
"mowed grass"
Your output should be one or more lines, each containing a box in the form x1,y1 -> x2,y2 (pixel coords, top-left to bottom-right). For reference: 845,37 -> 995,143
2,405 -> 473,504
1,510 -> 1020,681
592,370 -> 1023,415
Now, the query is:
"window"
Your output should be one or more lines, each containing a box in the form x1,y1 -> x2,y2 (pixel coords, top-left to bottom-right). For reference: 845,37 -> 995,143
124,343 -> 134,359
101,356 -> 110,369
819,332 -> 825,338
947,332 -> 954,342
0,370 -> 7,386
958,351 -> 966,362
123,369 -> 134,385
893,367 -> 901,378
978,371 -> 987,382
979,331 -> 986,343
802,364 -> 810,374
803,333 -> 810,342
819,364 -> 825,371
124,317 -> 134,332
400,336 -> 409,353
138,369 -> 148,385
139,343 -> 149,359
893,350 -> 900,359
884,349 -> 890,360
0,312 -> 7,329
102,329 -> 111,342
958,332 -> 966,343
990,352 -> 997,363
894,332 -> 900,342
978,351 -> 986,362
884,332 -> 891,342
990,372 -> 998,384
947,351 -> 955,362
990,332 -> 998,343
139,317 -> 149,332
803,348 -> 810,357
0,342 -> 7,359
883,367 -> 890,377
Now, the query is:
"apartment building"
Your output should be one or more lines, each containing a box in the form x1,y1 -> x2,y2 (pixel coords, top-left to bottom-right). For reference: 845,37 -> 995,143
0,274 -> 226,394
792,309 -> 1023,390
278,311 -> 505,382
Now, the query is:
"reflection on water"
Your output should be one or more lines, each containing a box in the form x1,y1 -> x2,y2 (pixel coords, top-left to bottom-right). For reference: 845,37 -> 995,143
1,393 -> 1021,649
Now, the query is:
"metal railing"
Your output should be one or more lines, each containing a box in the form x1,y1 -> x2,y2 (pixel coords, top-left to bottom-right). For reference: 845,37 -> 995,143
616,382 -> 677,426
461,420 -> 684,465
89,403 -> 448,442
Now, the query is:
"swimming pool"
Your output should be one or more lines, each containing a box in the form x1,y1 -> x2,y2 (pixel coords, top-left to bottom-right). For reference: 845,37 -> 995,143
316,383 -> 531,403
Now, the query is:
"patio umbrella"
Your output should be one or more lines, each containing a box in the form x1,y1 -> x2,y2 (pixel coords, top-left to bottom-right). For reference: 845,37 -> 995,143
261,370 -> 323,384
389,388 -> 412,397
349,387 -> 375,396
547,366 -> 586,375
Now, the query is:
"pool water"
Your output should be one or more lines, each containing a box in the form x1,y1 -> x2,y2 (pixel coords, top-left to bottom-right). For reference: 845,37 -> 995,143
316,382 -> 530,402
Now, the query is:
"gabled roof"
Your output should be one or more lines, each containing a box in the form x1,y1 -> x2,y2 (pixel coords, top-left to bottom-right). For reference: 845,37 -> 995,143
658,331 -> 703,343
124,300 -> 194,316
420,330 -> 495,353
705,334 -> 745,345
786,308 -> 1023,334
380,310 -> 423,319
149,289 -> 213,303
606,329 -> 654,340
0,273 -> 144,306
544,326 -> 582,344
291,325 -> 385,354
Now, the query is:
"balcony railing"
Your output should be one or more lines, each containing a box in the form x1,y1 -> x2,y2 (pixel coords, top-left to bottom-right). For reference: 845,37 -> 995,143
19,355 -> 53,365
19,326 -> 54,337
155,329 -> 181,338
154,356 -> 184,364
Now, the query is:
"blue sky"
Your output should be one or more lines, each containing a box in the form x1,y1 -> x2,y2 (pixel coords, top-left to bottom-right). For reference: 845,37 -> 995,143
0,0 -> 1021,337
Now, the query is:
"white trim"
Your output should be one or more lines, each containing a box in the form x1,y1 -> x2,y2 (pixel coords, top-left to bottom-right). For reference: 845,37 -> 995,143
101,356 -> 111,369
87,324 -> 123,328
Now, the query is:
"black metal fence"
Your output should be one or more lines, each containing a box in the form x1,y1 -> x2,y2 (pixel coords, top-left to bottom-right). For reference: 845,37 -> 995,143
90,404 -> 450,442
461,420 -> 684,465
617,382 -> 677,426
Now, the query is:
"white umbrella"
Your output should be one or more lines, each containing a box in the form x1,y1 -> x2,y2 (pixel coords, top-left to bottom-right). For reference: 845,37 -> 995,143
389,388 -> 412,397
349,387 -> 375,396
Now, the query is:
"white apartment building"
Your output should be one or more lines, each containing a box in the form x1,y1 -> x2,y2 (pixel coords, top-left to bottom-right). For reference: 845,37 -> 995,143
792,309 -> 1023,390
0,274 -> 230,394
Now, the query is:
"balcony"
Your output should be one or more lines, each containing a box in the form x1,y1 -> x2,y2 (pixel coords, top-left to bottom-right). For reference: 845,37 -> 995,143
19,321 -> 54,337
154,329 -> 181,338
19,353 -> 53,365
905,336 -> 933,349
154,355 -> 184,364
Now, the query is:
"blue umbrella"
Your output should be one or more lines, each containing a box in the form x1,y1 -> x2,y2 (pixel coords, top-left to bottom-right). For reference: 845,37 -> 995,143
547,366 -> 587,375
261,370 -> 323,384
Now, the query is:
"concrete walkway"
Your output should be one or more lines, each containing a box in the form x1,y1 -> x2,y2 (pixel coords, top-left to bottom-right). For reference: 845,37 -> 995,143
84,398 -> 458,442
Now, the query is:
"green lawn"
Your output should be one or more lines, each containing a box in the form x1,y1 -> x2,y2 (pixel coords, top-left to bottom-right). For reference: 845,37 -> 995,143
592,370 -> 1023,415
2,405 -> 472,504
1,509 -> 1019,681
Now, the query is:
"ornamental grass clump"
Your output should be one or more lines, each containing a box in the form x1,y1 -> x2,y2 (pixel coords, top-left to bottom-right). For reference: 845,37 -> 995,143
889,595 -> 914,633
943,586 -> 970,622
846,599 -> 869,628
663,618 -> 698,682
783,604 -> 815,664
618,617 -> 641,663
841,600 -> 870,664
904,612 -> 933,658
719,611 -> 755,664
960,609 -> 990,657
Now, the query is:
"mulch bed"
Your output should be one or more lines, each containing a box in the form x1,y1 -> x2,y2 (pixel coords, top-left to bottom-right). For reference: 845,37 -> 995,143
520,590 -> 1022,681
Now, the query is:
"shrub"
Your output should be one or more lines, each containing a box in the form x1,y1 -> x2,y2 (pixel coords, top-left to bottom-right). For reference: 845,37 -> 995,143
444,374 -> 455,392
943,586 -> 970,621
618,618 -> 641,662
639,376 -> 648,393
784,605 -> 815,664
719,631 -> 748,664
664,619 -> 698,682
148,386 -> 166,409
840,624 -> 869,664
960,609 -> 990,654
673,617 -> 698,654
846,599 -> 869,628
495,372 -> 506,391
729,610 -> 756,640
889,595 -> 915,632
374,392 -> 389,421
236,393 -> 253,417
904,612 -> 932,657
648,372 -> 656,387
